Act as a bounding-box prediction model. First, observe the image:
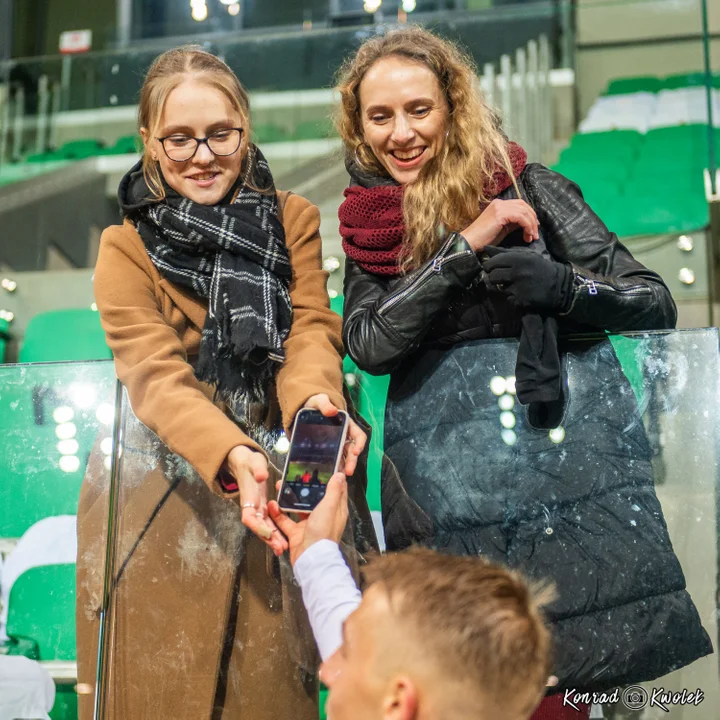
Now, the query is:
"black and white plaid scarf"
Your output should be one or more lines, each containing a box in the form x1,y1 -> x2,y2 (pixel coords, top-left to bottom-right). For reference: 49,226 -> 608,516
118,147 -> 292,440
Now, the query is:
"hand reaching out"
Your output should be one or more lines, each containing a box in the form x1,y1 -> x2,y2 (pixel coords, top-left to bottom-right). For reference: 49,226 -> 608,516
268,473 -> 349,566
227,445 -> 288,556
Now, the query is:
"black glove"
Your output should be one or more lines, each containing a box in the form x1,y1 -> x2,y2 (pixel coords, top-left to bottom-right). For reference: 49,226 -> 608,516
481,246 -> 573,312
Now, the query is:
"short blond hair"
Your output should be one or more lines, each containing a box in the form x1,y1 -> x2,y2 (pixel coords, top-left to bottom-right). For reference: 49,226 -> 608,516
137,45 -> 252,199
362,547 -> 552,718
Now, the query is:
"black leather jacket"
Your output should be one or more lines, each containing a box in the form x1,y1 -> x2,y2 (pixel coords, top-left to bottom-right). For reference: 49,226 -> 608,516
343,164 -> 677,376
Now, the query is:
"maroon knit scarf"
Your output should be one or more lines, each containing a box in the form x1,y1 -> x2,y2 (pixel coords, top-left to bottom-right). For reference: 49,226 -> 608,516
339,142 -> 528,276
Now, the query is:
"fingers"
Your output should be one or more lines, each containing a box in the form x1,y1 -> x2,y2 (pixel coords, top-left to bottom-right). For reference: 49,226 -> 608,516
268,500 -> 299,538
239,474 -> 287,554
241,507 -> 288,555
348,421 -> 367,455
491,200 -> 538,243
484,267 -> 514,285
343,421 -> 366,476
304,393 -> 339,417
249,452 -> 269,484
320,473 -> 349,516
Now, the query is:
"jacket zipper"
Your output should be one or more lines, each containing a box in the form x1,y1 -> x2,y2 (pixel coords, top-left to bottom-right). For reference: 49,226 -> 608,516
378,238 -> 469,316
378,262 -> 436,316
578,276 -> 652,297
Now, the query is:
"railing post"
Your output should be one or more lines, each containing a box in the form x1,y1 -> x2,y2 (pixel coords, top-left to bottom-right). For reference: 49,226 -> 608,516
50,80 -> 62,150
539,34 -> 553,164
500,54 -> 512,138
527,39 -> 539,162
60,54 -> 72,112
482,62 -> 495,109
0,82 -> 9,167
515,47 -> 528,151
11,85 -> 24,162
36,75 -> 50,155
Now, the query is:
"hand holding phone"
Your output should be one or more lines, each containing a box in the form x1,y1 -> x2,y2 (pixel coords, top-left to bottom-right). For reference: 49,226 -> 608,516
302,393 -> 367,476
278,408 -> 349,513
269,472 -> 349,566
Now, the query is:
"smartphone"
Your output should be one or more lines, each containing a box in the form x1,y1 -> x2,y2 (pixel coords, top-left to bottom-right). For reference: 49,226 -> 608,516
278,408 -> 349,513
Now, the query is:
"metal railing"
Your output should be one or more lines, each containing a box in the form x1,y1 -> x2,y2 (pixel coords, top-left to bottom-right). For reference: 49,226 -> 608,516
480,34 -> 554,164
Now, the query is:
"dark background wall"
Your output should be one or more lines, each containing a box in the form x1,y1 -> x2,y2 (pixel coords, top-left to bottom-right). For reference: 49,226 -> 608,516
9,0 -> 542,57
12,0 -> 117,57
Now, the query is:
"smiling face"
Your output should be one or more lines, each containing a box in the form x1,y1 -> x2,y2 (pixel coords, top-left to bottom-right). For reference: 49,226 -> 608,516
141,77 -> 246,205
358,55 -> 449,185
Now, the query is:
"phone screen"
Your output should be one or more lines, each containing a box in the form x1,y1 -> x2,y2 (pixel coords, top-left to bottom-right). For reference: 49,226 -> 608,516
279,410 -> 347,512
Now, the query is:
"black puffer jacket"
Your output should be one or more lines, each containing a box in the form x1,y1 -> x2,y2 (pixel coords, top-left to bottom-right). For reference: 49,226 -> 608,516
342,164 -> 712,691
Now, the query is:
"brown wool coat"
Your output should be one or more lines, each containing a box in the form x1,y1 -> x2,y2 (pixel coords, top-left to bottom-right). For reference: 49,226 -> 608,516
76,192 -> 363,720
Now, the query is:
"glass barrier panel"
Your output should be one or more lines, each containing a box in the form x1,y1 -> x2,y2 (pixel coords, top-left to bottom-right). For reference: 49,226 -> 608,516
86,329 -> 720,719
88,386 -> 325,719
0,359 -> 118,716
372,328 -> 719,713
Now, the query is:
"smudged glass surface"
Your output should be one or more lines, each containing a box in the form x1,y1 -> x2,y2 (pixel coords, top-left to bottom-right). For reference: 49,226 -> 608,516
0,360 -> 117,699
1,329 -> 719,718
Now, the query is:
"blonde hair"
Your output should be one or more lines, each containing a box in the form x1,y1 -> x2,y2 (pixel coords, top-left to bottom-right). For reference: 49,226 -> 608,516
336,26 -> 519,269
138,45 -> 252,199
363,547 -> 553,719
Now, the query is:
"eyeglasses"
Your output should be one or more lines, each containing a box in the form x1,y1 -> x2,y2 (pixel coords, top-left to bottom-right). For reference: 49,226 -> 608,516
156,127 -> 244,162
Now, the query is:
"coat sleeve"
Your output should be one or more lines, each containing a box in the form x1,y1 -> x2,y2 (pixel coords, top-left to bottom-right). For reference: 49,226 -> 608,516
342,232 -> 483,375
274,198 -> 347,432
524,164 -> 677,331
93,225 -> 262,495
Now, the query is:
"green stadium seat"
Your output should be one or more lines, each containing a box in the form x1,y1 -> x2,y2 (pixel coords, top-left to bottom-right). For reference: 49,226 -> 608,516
0,635 -> 39,658
6,564 -> 76,660
293,119 -> 336,141
641,126 -> 720,166
0,466 -> 85,539
25,151 -> 67,164
104,134 -> 142,155
0,375 -> 91,538
59,138 -> 105,160
631,155 -> 707,182
253,124 -> 291,144
0,317 -> 9,362
19,309 -> 111,363
50,685 -> 78,720
551,160 -> 631,185
577,182 -> 623,222
570,130 -> 643,151
662,72 -> 711,90
606,193 -> 709,237
623,171 -> 705,197
604,76 -> 662,96
559,141 -> 638,166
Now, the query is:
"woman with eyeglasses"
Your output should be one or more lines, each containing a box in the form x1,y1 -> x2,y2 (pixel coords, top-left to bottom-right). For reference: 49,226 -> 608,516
75,45 -> 374,720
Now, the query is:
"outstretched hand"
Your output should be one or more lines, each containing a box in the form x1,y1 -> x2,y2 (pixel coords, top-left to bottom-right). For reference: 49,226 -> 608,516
228,445 -> 288,556
268,472 -> 349,566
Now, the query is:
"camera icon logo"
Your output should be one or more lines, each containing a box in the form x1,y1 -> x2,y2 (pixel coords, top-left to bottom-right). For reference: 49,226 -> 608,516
622,686 -> 649,710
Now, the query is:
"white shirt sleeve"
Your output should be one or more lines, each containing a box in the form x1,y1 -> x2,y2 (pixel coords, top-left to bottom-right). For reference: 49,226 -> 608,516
293,539 -> 362,661
0,656 -> 55,720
